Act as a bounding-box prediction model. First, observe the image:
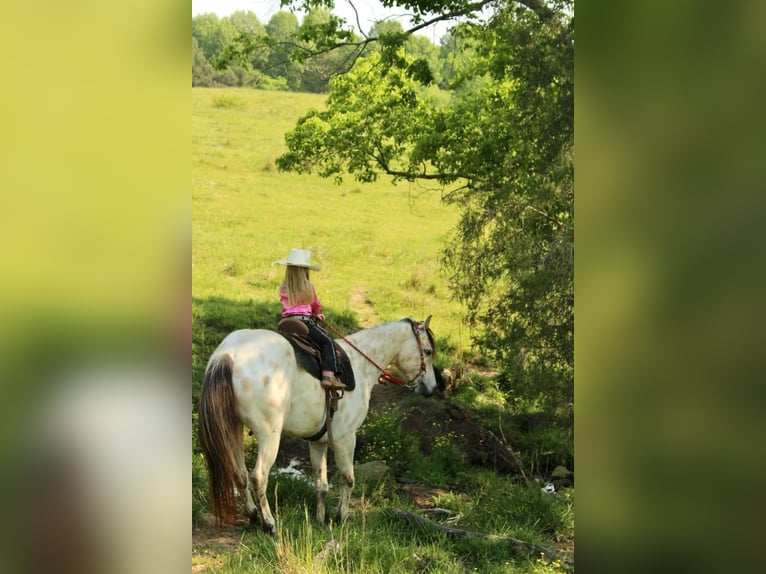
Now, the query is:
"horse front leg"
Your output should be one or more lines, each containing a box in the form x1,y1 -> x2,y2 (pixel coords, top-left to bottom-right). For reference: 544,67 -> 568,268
331,433 -> 357,522
309,441 -> 329,524
251,432 -> 280,535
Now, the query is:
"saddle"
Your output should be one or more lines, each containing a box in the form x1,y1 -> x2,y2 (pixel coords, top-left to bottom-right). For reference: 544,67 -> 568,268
276,318 -> 356,391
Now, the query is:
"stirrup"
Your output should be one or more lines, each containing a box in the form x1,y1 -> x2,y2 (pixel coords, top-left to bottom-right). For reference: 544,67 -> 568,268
329,389 -> 343,413
321,375 -> 346,391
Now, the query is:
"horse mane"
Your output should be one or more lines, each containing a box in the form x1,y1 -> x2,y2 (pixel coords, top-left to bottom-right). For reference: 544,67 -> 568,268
424,327 -> 436,359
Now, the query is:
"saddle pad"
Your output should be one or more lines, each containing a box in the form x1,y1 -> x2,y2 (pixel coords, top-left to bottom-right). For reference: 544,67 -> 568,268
277,332 -> 356,391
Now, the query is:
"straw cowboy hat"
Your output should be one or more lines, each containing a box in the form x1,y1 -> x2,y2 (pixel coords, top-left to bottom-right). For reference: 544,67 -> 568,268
273,248 -> 321,270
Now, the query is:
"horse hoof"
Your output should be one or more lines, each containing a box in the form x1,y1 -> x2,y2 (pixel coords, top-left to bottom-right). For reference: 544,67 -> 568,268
249,511 -> 259,525
262,522 -> 276,536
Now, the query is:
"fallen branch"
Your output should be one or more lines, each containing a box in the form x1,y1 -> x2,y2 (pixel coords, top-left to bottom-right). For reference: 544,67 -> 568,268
419,507 -> 455,519
443,403 -> 525,476
384,508 -> 574,571
497,414 -> 530,485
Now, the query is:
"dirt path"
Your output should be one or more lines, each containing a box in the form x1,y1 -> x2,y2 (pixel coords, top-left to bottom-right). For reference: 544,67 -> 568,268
348,285 -> 377,327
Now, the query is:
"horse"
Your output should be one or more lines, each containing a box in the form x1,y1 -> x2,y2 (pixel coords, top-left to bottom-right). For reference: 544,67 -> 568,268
198,316 -> 437,534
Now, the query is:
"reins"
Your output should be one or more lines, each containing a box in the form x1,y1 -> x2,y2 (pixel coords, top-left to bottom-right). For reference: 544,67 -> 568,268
310,318 -> 428,442
320,318 -> 425,387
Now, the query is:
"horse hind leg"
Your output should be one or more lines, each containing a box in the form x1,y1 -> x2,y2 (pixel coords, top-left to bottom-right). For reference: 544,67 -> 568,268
309,441 -> 329,524
235,449 -> 257,523
251,431 -> 281,535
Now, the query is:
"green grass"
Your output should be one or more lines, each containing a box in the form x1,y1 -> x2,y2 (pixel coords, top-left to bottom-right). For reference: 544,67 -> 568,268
192,472 -> 573,574
192,87 -> 573,573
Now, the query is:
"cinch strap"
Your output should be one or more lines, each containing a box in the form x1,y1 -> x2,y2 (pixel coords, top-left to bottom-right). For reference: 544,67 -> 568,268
305,421 -> 327,442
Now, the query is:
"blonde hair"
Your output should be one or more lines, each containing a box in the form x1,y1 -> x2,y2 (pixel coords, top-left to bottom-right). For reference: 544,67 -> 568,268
282,266 -> 313,306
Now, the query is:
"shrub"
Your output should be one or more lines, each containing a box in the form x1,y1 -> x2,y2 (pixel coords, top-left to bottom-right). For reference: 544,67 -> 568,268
211,93 -> 245,109
359,406 -> 419,476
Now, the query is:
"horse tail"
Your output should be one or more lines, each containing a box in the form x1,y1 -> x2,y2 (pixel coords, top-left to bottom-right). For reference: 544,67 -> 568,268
198,354 -> 242,524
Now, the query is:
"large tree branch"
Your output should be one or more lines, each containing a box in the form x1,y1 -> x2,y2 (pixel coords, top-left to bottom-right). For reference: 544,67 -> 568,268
515,0 -> 556,21
352,0 -> 559,37
371,148 -> 470,181
286,0 -> 497,59
343,0 -> 369,39
398,0 -> 495,36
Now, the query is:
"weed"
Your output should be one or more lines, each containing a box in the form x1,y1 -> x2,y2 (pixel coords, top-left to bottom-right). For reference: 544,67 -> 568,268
211,94 -> 246,109
359,406 -> 420,475
528,554 -> 571,574
223,261 -> 240,277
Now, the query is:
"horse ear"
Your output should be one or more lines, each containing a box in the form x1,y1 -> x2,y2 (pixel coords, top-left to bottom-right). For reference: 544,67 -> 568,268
423,315 -> 432,329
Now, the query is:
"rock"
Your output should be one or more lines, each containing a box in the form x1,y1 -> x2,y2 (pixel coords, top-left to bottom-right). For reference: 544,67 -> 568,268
551,465 -> 573,479
354,460 -> 391,482
550,465 -> 573,487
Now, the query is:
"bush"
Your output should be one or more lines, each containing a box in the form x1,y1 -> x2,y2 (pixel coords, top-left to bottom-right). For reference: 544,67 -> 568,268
211,93 -> 245,109
515,424 -> 574,478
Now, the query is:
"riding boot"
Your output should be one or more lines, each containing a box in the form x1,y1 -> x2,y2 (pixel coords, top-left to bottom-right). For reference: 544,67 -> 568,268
321,374 -> 347,391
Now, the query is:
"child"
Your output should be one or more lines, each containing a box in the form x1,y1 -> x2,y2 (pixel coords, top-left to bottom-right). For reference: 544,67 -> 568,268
274,248 -> 346,391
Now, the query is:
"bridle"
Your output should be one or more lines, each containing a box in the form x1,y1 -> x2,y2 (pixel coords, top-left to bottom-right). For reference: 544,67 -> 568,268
402,319 -> 429,388
320,318 -> 430,389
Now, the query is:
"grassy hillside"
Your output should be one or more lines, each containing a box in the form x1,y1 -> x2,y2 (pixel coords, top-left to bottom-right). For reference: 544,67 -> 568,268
193,87 -> 467,358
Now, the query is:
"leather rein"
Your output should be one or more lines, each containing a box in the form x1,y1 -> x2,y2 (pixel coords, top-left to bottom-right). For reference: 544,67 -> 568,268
320,318 -> 428,389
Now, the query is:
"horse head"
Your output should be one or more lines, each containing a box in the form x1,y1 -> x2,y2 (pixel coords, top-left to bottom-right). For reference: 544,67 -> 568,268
403,316 -> 438,396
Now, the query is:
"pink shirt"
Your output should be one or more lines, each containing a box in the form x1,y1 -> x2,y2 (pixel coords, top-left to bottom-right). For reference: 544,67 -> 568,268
279,285 -> 323,317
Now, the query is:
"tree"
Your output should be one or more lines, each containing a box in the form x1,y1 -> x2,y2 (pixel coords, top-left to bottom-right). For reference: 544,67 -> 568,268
298,9 -> 361,92
436,29 -> 478,89
367,20 -> 441,86
192,37 -> 215,87
226,11 -> 268,79
405,34 -> 442,86
439,7 -> 574,418
193,12 -> 253,87
265,11 -> 303,90
227,10 -> 264,35
277,0 -> 574,421
192,13 -> 233,63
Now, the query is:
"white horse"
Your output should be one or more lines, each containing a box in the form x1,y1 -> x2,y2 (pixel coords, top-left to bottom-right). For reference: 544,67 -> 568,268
198,316 -> 437,533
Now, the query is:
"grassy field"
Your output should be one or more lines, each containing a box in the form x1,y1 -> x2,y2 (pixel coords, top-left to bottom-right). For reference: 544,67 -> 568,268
193,87 -> 468,359
192,87 -> 573,573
